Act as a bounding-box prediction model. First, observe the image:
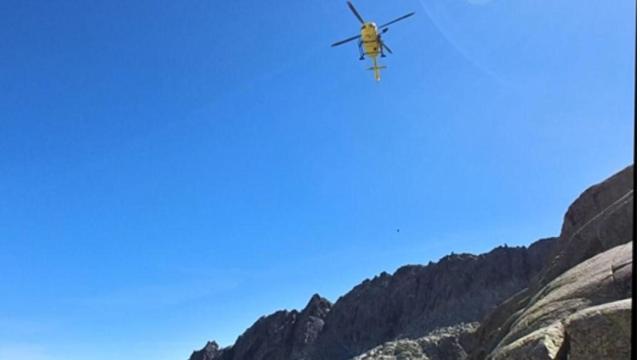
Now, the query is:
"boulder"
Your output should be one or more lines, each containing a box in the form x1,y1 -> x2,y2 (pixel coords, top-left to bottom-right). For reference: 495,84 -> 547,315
491,322 -> 565,360
563,299 -> 632,360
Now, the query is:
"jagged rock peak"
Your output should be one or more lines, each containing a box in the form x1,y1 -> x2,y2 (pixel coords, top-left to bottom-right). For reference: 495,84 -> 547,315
189,341 -> 222,360
189,294 -> 332,360
304,293 -> 331,312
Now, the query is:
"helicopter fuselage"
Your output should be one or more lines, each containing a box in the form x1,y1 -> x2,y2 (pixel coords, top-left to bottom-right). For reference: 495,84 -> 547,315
360,22 -> 380,58
359,22 -> 385,81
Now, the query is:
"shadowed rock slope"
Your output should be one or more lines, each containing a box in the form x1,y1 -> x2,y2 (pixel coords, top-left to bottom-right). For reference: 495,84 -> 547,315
189,243 -> 555,360
196,294 -> 332,360
309,239 -> 555,360
188,165 -> 634,360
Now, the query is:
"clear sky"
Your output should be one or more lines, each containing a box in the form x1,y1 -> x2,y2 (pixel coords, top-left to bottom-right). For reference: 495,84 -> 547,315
0,0 -> 635,359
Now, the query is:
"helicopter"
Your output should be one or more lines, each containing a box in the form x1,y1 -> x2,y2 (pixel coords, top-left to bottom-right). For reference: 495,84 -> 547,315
331,2 -> 415,81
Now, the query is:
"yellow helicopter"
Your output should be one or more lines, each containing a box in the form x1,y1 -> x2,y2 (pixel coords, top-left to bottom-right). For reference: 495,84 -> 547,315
331,2 -> 415,81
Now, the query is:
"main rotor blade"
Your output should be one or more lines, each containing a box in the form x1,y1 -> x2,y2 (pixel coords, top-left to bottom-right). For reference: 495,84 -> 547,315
347,1 -> 365,24
381,41 -> 393,54
379,12 -> 415,28
331,34 -> 360,47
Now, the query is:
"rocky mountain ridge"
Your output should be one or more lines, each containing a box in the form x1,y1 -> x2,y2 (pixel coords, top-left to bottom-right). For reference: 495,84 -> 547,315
190,240 -> 556,360
188,165 -> 634,360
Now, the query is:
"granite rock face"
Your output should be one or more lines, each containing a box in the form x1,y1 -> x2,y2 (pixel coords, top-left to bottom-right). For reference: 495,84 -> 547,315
484,242 -> 632,360
188,165 -> 634,360
468,165 -> 634,360
535,165 -> 634,288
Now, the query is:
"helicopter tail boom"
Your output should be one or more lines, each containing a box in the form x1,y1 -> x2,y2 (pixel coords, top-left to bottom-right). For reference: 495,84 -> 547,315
367,58 -> 386,81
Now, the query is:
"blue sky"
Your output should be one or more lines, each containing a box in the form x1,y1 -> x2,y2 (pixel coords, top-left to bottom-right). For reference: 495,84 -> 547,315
0,0 -> 635,359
